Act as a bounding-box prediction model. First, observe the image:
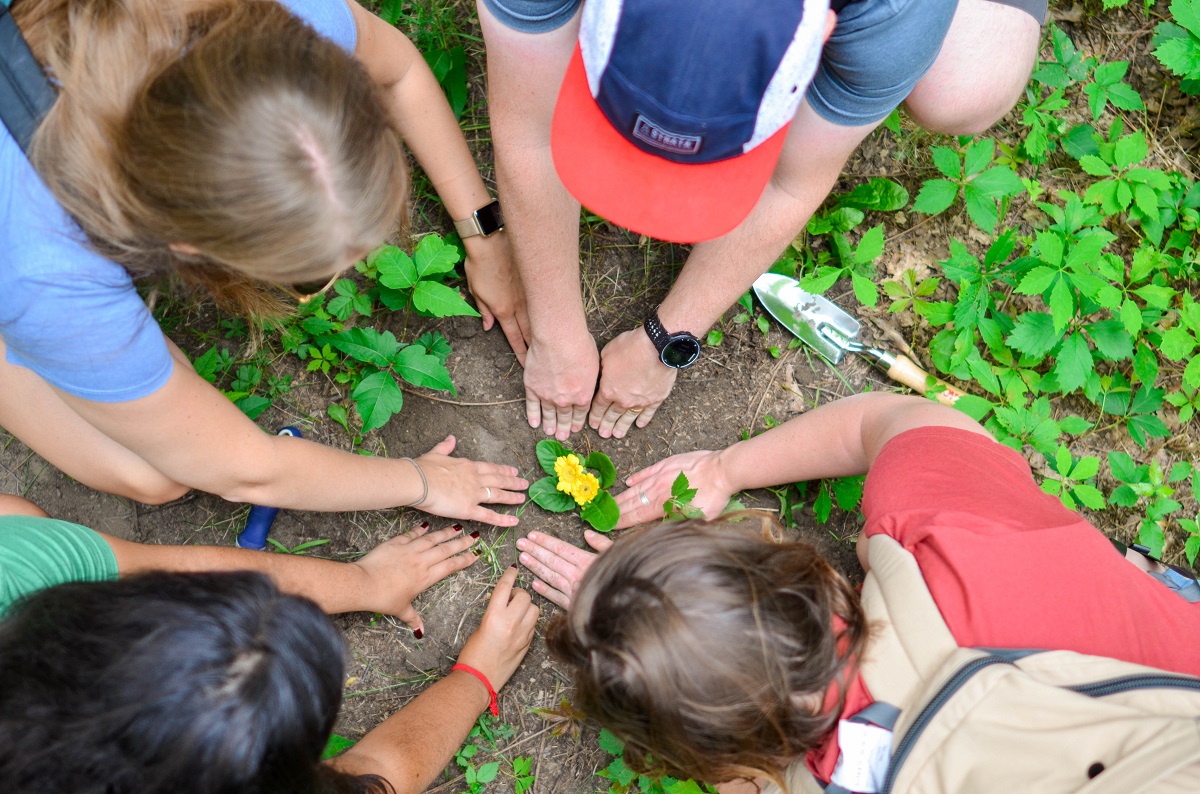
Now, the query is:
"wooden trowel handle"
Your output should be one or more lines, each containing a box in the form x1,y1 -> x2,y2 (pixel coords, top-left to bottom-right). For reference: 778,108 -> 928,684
886,354 -> 965,407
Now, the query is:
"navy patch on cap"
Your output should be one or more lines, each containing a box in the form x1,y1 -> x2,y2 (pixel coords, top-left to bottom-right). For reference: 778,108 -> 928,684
631,114 -> 703,156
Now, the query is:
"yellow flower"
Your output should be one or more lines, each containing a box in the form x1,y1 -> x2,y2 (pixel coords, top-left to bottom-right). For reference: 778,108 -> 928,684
554,454 -> 601,505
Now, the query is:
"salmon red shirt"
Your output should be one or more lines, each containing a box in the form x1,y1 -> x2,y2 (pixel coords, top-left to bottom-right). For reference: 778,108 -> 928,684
806,426 -> 1200,782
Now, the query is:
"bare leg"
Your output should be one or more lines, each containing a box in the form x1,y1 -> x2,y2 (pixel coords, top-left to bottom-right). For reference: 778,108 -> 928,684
905,0 -> 1041,134
0,337 -> 189,504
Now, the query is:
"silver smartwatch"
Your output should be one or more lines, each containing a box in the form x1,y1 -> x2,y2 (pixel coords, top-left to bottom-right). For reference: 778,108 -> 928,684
453,199 -> 505,239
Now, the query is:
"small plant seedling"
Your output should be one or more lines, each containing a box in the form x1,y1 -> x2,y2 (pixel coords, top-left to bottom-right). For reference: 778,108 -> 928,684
266,537 -> 332,555
1108,453 -> 1193,558
512,756 -> 535,794
595,728 -> 718,794
1040,446 -> 1106,513
529,440 -> 620,532
662,472 -> 704,521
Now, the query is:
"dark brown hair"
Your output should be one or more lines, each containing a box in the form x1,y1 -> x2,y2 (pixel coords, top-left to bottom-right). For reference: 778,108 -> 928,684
547,515 -> 867,786
14,0 -> 407,318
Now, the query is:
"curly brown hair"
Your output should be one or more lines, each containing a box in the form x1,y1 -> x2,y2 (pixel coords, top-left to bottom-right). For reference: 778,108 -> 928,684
547,515 -> 867,787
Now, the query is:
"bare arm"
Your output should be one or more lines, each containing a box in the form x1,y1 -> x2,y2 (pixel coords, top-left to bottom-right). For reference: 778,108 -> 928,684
348,2 -> 529,356
477,1 -> 599,440
60,360 -> 526,523
331,567 -> 538,793
102,522 -> 478,632
589,103 -> 881,439
522,394 -> 991,606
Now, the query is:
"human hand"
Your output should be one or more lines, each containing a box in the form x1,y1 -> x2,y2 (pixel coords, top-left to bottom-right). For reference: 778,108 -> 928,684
412,436 -> 528,526
354,522 -> 479,635
516,529 -> 613,609
589,327 -> 677,439
614,449 -> 733,529
523,332 -> 600,441
456,565 -> 540,690
463,234 -> 531,365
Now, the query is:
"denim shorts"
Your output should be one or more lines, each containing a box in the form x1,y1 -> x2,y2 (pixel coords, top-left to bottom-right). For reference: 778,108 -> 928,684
482,0 -> 1047,126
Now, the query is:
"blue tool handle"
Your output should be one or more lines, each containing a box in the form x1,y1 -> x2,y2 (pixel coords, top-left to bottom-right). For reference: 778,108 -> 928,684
234,426 -> 302,550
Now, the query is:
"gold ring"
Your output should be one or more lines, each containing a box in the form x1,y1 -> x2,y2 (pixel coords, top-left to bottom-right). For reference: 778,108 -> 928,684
628,407 -> 644,415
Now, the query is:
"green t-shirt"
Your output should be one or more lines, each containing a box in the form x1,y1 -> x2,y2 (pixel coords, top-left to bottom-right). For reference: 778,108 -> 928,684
0,515 -> 118,615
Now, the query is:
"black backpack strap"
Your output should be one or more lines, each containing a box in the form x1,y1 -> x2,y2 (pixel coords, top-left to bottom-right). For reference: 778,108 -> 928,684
0,2 -> 56,153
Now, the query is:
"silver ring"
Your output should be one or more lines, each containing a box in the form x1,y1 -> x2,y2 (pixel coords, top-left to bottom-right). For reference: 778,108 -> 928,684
639,491 -> 650,506
485,486 -> 492,500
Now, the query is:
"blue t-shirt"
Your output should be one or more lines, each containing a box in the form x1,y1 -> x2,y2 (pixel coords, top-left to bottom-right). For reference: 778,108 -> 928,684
0,0 -> 357,402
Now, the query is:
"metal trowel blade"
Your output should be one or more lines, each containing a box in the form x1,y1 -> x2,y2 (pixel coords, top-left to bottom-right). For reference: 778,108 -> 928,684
751,273 -> 861,364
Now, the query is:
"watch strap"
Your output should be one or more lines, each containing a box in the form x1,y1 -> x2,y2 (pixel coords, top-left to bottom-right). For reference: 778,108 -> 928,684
643,310 -> 671,354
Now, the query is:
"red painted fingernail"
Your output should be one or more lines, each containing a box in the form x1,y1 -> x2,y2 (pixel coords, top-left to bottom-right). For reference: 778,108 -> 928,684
418,521 -> 431,531
473,548 -> 483,556
510,564 -> 518,570
452,524 -> 463,532
470,531 -> 480,539
413,627 -> 424,640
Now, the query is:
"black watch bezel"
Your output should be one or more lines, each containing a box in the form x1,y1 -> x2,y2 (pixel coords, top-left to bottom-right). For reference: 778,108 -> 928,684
474,199 -> 504,237
643,311 -> 701,369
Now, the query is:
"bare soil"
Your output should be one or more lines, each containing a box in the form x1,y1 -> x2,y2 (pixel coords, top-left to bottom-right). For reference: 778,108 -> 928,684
1,2 -> 1196,793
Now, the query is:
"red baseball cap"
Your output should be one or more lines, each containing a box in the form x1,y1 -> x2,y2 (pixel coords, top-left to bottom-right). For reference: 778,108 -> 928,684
550,0 -> 829,244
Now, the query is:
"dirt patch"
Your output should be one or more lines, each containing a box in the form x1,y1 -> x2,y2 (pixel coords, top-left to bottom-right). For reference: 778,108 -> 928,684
3,2 -> 1198,792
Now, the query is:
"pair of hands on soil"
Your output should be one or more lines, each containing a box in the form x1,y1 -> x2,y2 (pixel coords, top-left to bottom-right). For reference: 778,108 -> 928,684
524,326 -> 677,442
517,448 -> 734,608
355,525 -> 537,692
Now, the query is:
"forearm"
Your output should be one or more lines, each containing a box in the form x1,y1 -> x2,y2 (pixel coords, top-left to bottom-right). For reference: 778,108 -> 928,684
60,367 -> 426,510
479,0 -> 586,341
332,671 -> 491,793
104,535 -> 379,614
716,393 -> 989,491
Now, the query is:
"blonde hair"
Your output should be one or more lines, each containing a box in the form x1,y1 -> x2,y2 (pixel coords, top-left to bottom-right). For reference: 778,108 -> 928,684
14,0 -> 407,318
547,515 -> 868,787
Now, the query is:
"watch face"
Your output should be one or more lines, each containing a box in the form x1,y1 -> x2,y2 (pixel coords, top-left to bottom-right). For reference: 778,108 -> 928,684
661,335 -> 701,368
476,202 -> 504,236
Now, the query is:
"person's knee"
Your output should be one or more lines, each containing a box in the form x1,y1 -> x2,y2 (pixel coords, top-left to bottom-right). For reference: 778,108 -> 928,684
906,90 -> 1023,136
92,470 -> 190,506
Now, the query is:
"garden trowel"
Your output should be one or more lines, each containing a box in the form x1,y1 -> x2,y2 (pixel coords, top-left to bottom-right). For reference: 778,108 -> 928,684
752,273 -> 965,406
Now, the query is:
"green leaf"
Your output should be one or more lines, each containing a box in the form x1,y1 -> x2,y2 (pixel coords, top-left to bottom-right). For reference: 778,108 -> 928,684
328,327 -> 400,368
529,476 -> 576,512
850,272 -> 879,307
583,451 -> 617,489
1016,266 -> 1059,296
969,166 -> 1023,197
535,439 -> 571,476
705,329 -> 724,346
412,331 -> 453,364
1086,319 -> 1133,361
411,281 -> 480,317
963,139 -> 994,177
838,178 -> 910,211
322,734 -> 356,760
1052,332 -> 1093,393
854,224 -> 885,264
913,179 -> 958,215
581,490 -> 620,532
235,395 -> 271,420
192,347 -> 222,383
931,146 -> 963,179
1048,277 -> 1077,332
476,762 -> 501,784
1132,342 -> 1159,386
1006,312 -> 1058,359
352,371 -> 404,433
813,482 -> 833,524
1113,131 -> 1148,169
413,234 -> 462,278
1137,521 -> 1165,558
963,187 -> 999,232
1072,455 -> 1101,481
1072,483 -> 1107,510
328,404 -> 351,434
1078,155 -> 1113,177
1160,326 -> 1198,361
372,245 -> 419,290
394,345 -> 454,392
598,728 -> 625,756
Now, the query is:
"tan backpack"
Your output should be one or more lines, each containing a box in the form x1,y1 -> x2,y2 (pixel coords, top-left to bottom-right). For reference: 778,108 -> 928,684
778,535 -> 1200,794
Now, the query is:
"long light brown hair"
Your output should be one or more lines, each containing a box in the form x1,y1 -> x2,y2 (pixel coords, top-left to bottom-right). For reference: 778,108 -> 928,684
547,515 -> 868,787
13,0 -> 407,318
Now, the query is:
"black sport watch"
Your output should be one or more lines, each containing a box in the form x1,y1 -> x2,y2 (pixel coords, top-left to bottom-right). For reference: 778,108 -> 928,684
643,310 -> 701,369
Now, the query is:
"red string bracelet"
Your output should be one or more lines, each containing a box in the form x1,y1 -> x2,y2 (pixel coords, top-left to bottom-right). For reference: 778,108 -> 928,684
451,663 -> 499,717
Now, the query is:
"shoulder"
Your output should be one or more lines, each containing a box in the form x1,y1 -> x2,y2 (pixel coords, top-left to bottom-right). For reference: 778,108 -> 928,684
0,516 -> 118,617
